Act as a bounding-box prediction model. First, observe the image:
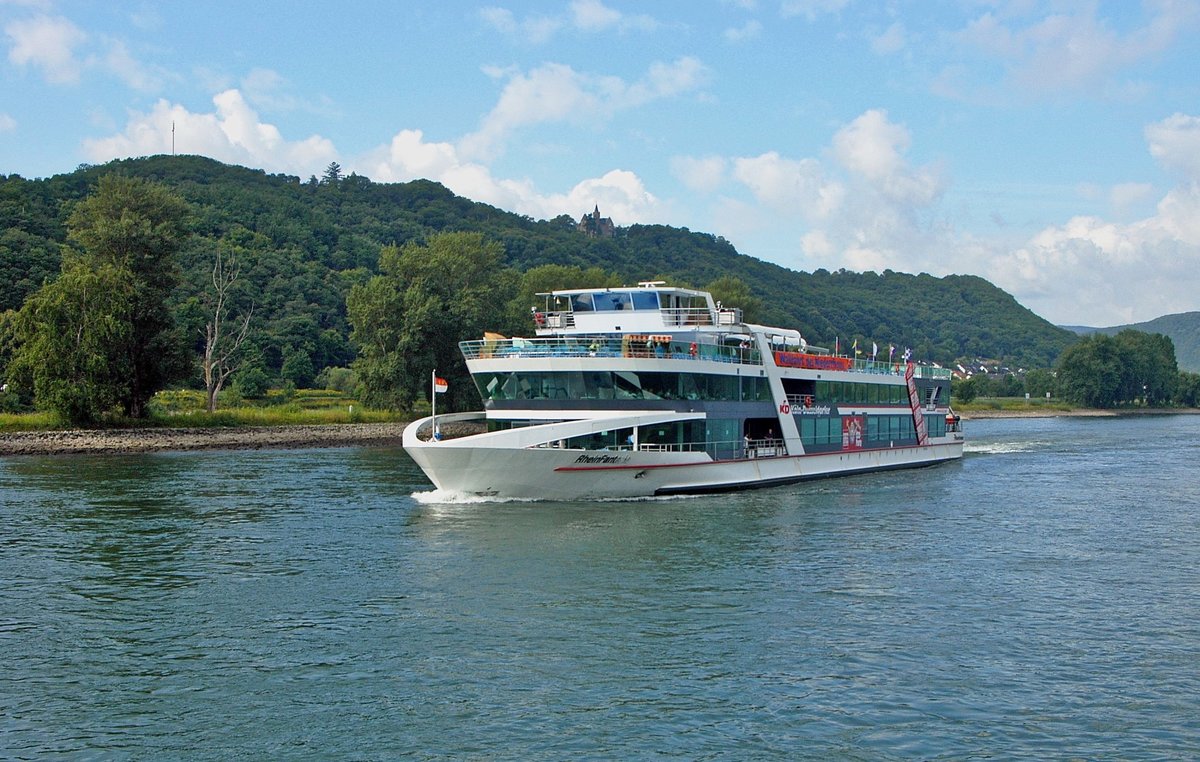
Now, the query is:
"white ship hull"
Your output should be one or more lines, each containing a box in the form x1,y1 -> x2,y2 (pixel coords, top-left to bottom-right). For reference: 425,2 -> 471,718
403,414 -> 964,500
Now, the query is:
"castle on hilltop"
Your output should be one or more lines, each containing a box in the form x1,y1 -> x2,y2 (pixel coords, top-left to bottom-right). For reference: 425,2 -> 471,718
577,205 -> 615,238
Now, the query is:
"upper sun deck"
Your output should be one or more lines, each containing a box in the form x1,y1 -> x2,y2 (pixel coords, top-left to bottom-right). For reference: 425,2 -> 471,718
533,281 -> 743,335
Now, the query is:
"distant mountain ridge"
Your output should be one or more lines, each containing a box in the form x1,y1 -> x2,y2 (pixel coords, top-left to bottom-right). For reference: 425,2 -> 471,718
1065,313 -> 1200,373
1,155 -> 1078,377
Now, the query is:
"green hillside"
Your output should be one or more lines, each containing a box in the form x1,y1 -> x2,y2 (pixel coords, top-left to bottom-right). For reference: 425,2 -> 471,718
2,155 -> 1076,384
1069,313 -> 1200,373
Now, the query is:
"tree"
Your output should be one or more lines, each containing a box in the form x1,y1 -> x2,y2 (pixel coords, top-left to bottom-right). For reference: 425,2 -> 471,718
201,246 -> 253,412
1176,371 -> 1200,407
705,275 -> 762,324
1023,368 -> 1056,399
1056,334 -> 1122,407
7,259 -> 135,423
349,232 -> 515,411
1113,329 -> 1176,406
952,376 -> 979,403
65,175 -> 191,417
322,162 -> 342,185
1054,330 -> 1179,408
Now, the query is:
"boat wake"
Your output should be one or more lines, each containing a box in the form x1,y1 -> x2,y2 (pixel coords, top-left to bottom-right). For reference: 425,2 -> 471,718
964,441 -> 1042,455
410,489 -> 702,505
411,489 -> 539,505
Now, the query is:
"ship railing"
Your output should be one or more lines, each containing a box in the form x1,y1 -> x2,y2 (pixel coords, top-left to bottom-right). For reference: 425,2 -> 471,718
460,336 -> 763,366
660,307 -> 716,327
743,437 -> 785,458
830,357 -> 954,379
533,311 -> 575,329
638,436 -> 786,459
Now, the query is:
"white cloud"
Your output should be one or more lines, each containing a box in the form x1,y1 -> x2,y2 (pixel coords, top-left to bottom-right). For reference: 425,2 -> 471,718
480,1 -> 658,43
779,0 -> 850,21
361,127 -> 661,225
671,155 -> 726,193
459,57 -> 707,159
724,20 -> 762,42
870,21 -> 905,55
4,14 -> 87,84
731,151 -> 843,221
570,0 -> 621,31
478,6 -> 561,44
1146,113 -> 1200,180
831,109 -> 943,205
1109,182 -> 1154,217
4,12 -> 171,93
82,90 -> 337,177
103,38 -> 166,92
953,3 -> 1200,95
979,113 -> 1200,324
0,112 -> 15,132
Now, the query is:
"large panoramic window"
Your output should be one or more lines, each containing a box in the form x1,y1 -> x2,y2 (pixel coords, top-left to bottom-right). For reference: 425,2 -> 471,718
472,370 -> 761,403
815,380 -> 906,405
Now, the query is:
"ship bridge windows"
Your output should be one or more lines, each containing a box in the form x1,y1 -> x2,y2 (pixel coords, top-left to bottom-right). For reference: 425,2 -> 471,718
592,291 -> 633,311
631,290 -> 660,310
565,290 -> 661,313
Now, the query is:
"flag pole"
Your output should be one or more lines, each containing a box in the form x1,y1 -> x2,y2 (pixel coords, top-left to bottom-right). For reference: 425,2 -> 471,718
431,369 -> 437,440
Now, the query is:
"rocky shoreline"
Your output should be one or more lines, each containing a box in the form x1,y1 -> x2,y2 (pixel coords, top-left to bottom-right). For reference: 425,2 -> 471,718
0,422 -> 413,457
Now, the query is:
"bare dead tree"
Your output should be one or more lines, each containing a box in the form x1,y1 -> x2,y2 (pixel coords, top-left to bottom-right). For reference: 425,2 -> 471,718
202,248 -> 253,413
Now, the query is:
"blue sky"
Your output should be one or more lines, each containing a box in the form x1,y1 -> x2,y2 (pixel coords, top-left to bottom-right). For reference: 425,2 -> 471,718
3,0 -> 1199,327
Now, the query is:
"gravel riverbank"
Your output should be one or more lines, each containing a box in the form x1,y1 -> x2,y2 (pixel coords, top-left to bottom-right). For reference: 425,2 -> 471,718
0,423 -> 413,457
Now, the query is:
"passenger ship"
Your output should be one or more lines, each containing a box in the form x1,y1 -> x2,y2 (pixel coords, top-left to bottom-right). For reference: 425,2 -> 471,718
402,282 -> 964,499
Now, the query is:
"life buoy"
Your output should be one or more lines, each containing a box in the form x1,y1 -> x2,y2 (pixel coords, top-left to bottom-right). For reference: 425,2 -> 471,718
533,312 -> 546,326
689,342 -> 698,357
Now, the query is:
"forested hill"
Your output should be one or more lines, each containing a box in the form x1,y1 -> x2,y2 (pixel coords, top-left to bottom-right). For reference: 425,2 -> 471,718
1067,313 -> 1200,373
2,155 -> 1075,378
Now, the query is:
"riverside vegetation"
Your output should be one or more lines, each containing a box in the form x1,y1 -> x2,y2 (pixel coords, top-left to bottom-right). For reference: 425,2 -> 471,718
1,156 -> 1198,430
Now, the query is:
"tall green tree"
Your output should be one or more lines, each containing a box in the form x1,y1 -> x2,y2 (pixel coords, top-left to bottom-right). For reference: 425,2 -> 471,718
7,259 -> 135,423
65,175 -> 191,417
348,232 -> 515,411
1113,329 -> 1176,405
1055,330 -> 1179,408
7,175 -> 190,421
1056,334 -> 1122,408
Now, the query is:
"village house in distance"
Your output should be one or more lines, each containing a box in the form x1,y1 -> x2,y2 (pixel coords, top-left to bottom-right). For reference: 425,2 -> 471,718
577,205 -> 616,238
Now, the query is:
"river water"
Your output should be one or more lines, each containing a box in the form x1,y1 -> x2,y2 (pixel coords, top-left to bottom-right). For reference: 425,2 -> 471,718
2,415 -> 1198,760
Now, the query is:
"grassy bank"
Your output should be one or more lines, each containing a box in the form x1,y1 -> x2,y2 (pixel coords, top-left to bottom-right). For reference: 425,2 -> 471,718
954,397 -> 1077,414
0,388 -> 417,432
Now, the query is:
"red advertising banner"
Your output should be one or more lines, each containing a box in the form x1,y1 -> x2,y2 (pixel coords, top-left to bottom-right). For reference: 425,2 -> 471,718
774,352 -> 853,371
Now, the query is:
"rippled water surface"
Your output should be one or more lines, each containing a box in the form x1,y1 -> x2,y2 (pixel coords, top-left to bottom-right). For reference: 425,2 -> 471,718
2,415 -> 1198,759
